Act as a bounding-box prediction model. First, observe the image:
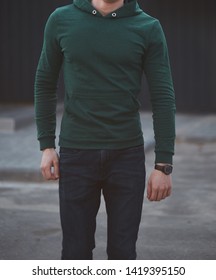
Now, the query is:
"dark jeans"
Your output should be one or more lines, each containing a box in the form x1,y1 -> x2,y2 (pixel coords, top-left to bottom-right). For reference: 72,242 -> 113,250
59,145 -> 146,260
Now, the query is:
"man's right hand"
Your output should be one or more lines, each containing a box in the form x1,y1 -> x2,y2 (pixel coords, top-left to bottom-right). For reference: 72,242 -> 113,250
40,148 -> 59,180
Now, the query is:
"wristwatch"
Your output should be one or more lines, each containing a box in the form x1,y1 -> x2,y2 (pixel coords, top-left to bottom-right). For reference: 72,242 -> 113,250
155,164 -> 173,175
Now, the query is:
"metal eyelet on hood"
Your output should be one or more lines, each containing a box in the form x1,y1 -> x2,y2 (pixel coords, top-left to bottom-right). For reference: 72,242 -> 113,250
73,0 -> 143,18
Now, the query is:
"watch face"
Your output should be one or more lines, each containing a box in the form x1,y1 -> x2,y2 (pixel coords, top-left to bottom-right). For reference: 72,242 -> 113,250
164,165 -> 173,175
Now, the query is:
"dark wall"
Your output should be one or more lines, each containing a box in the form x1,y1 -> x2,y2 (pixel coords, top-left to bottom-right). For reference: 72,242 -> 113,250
1,0 -> 216,112
138,0 -> 216,113
0,0 -> 70,104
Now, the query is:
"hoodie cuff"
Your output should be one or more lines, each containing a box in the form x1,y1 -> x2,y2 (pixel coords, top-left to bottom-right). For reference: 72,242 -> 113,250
39,137 -> 56,151
155,151 -> 173,165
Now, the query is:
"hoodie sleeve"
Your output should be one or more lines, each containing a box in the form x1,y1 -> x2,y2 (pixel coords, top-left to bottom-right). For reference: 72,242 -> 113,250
34,10 -> 63,150
143,20 -> 176,164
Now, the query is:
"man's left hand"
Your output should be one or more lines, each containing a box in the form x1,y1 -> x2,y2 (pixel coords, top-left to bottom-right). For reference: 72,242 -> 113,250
147,170 -> 172,201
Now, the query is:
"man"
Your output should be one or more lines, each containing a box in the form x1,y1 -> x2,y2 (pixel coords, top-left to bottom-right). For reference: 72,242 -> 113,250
34,0 -> 176,260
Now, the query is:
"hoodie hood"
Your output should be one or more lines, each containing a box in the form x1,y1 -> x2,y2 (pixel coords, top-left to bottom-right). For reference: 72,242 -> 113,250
73,0 -> 142,18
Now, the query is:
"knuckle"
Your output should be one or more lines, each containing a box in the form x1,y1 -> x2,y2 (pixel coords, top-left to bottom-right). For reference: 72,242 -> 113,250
152,185 -> 158,191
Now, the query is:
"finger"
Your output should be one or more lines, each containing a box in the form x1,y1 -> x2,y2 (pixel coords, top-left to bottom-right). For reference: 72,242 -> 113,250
156,188 -> 165,201
148,186 -> 158,201
161,183 -> 171,200
41,163 -> 54,180
41,165 -> 47,180
147,180 -> 152,200
53,160 -> 59,179
152,185 -> 169,201
43,166 -> 53,180
165,186 -> 172,198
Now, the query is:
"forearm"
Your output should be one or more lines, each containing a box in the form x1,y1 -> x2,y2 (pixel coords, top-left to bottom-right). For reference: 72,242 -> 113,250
143,20 -> 176,164
34,10 -> 63,150
145,47 -> 176,164
148,74 -> 176,164
153,103 -> 176,164
34,70 -> 58,150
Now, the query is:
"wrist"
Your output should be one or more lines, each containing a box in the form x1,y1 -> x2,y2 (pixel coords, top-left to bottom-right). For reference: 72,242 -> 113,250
42,148 -> 56,154
155,163 -> 172,166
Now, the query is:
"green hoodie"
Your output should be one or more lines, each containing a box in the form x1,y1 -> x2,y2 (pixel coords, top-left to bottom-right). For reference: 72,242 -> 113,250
34,0 -> 176,164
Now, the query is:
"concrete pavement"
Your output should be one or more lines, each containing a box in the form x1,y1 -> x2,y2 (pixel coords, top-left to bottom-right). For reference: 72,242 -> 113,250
0,104 -> 216,259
